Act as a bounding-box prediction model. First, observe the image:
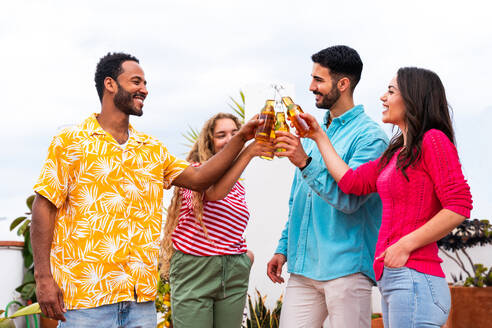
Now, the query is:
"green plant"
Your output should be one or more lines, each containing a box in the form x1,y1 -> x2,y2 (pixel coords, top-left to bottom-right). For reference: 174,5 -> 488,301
181,90 -> 247,152
245,290 -> 282,328
181,125 -> 200,150
437,219 -> 492,287
155,277 -> 172,328
228,90 -> 246,124
9,195 -> 36,303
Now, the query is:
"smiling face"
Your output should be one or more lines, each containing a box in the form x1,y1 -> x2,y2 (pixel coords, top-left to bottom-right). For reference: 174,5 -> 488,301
112,60 -> 148,116
309,63 -> 341,109
380,75 -> 407,130
212,118 -> 239,154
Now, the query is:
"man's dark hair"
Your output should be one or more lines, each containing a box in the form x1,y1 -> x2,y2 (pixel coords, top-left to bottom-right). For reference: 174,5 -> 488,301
94,52 -> 139,102
311,45 -> 363,92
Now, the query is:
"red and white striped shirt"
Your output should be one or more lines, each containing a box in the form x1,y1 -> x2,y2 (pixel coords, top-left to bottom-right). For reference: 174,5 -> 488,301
171,181 -> 250,256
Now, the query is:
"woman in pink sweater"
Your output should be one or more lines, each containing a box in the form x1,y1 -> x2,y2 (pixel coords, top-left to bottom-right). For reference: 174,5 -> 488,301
299,67 -> 472,327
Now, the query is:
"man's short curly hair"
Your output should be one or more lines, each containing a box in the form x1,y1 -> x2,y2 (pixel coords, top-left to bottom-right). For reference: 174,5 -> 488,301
311,45 -> 363,92
94,52 -> 139,102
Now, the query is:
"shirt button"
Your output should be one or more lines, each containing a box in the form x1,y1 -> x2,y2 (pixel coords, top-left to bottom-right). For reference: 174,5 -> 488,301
342,120 -> 345,124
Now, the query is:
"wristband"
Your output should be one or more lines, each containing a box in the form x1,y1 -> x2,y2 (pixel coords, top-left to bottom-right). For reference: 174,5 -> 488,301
299,156 -> 312,171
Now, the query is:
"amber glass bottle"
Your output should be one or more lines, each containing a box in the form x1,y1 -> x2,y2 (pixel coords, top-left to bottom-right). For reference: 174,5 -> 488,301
255,100 -> 275,160
255,100 -> 275,142
281,96 -> 310,137
274,112 -> 289,153
260,128 -> 276,160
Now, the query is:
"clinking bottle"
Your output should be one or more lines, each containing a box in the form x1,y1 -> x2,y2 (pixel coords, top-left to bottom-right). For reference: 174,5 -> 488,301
274,112 -> 289,153
281,96 -> 310,137
255,100 -> 275,160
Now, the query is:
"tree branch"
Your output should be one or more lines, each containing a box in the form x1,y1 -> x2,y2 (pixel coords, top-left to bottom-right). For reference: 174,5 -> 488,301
461,248 -> 475,273
455,250 -> 473,278
440,248 -> 472,278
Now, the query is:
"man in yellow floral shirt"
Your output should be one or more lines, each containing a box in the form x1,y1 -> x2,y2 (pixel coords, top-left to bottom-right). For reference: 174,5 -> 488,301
31,53 -> 265,327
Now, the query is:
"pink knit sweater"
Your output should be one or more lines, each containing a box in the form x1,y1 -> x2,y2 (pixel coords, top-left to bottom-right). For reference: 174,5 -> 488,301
338,129 -> 473,280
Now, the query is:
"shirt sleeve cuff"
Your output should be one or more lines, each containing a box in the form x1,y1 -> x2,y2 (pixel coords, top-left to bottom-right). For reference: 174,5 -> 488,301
33,186 -> 63,209
445,205 -> 472,219
275,244 -> 287,256
299,160 -> 323,184
164,160 -> 191,189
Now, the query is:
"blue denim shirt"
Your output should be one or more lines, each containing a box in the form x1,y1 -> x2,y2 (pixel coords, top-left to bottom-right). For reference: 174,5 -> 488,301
275,105 -> 388,282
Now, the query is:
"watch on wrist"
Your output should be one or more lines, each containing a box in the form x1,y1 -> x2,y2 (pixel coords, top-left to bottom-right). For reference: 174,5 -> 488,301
299,156 -> 312,171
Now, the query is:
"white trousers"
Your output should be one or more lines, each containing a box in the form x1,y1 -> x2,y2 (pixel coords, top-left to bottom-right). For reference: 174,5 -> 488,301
279,273 -> 373,328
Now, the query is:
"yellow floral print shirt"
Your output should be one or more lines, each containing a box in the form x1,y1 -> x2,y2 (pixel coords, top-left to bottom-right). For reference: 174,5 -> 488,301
34,114 -> 189,310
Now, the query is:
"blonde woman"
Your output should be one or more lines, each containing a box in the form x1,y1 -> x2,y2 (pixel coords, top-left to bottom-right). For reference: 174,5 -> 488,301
161,113 -> 270,328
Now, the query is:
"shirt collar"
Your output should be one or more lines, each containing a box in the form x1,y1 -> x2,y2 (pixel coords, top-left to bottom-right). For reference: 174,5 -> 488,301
323,104 -> 364,126
81,113 -> 146,144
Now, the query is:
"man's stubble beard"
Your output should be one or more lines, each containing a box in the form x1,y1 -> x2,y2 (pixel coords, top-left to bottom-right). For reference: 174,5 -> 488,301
113,82 -> 143,117
315,86 -> 340,110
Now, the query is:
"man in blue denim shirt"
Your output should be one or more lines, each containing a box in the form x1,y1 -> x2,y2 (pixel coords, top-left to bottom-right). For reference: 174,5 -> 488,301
269,46 -> 388,328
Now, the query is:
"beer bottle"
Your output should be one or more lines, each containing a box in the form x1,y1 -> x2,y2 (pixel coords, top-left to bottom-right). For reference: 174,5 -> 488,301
261,127 -> 276,160
255,100 -> 275,160
255,100 -> 275,142
274,112 -> 289,153
281,96 -> 310,137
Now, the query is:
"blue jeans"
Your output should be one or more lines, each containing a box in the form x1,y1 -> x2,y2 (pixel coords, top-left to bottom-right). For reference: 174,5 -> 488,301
377,267 -> 450,328
58,301 -> 157,328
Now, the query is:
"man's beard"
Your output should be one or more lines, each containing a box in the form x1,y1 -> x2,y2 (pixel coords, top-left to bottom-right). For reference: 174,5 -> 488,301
113,82 -> 144,117
314,83 -> 340,110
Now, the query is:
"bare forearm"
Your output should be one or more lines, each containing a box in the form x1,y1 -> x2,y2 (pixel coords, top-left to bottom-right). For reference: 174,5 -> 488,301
314,133 -> 350,182
400,209 -> 466,252
198,133 -> 246,187
172,135 -> 245,191
172,117 -> 261,191
205,147 -> 252,201
31,194 -> 57,280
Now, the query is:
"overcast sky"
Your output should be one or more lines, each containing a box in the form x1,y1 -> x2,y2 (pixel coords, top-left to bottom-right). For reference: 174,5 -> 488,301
1,0 -> 491,305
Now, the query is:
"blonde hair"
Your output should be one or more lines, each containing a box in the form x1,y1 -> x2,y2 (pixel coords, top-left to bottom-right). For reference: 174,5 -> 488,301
160,113 -> 242,278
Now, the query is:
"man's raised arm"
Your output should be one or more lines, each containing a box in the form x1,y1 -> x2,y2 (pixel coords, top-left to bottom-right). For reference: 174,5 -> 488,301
172,116 -> 264,191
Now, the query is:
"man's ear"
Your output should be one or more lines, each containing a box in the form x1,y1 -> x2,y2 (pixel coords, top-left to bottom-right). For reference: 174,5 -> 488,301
104,77 -> 118,95
337,77 -> 351,93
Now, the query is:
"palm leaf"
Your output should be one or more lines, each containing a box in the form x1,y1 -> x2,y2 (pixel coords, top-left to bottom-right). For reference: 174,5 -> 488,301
180,125 -> 200,151
181,90 -> 247,154
228,90 -> 246,123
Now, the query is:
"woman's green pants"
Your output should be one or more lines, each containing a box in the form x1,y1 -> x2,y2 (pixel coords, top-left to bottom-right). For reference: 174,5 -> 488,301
169,250 -> 252,328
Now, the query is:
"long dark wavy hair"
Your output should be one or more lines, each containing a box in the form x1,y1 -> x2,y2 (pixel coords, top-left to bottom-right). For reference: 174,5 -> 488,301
379,67 -> 455,179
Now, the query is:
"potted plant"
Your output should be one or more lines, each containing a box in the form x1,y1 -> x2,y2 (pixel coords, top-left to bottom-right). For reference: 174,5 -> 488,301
245,290 -> 282,328
155,277 -> 173,328
0,302 -> 41,328
437,219 -> 492,328
371,313 -> 383,328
